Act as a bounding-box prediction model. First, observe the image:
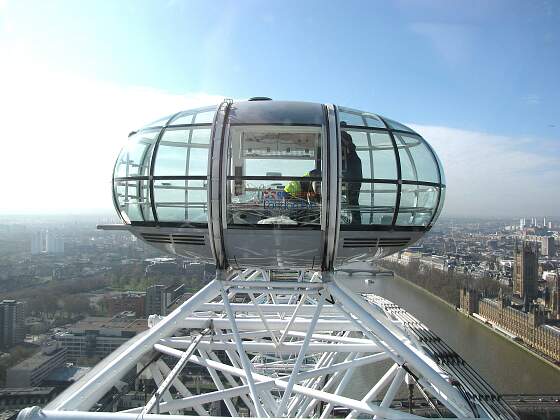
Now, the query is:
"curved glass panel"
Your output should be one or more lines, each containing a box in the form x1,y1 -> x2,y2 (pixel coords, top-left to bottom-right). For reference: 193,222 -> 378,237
341,182 -> 396,225
431,187 -> 446,224
383,117 -> 416,133
343,129 -> 397,180
154,180 -> 208,222
340,127 -> 398,226
226,125 -> 322,226
112,103 -> 446,237
338,107 -> 385,128
396,184 -> 439,226
114,179 -> 153,222
153,127 -> 211,176
141,114 -> 174,129
433,149 -> 446,185
168,106 -> 217,126
115,130 -> 159,177
395,133 -> 439,183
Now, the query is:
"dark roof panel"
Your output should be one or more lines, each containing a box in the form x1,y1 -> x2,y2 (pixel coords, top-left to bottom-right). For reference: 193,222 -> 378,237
228,101 -> 324,125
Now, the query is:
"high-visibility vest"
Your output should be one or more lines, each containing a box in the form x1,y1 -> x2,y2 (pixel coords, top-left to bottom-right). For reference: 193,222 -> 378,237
284,172 -> 311,197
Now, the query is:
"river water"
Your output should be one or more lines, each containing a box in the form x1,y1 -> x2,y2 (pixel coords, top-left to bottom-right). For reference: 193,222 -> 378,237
343,274 -> 560,397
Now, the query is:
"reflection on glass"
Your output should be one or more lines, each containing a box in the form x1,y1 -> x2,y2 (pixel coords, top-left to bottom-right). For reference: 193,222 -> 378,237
168,106 -> 216,126
142,115 -> 173,129
190,128 -> 212,144
341,183 -> 396,225
383,117 -> 415,133
192,110 -> 215,124
432,187 -> 446,223
434,150 -> 446,185
114,180 -> 153,222
115,130 -> 159,177
396,184 -> 438,226
395,133 -> 439,183
154,180 -> 208,222
154,128 -> 210,176
188,148 -> 208,176
338,107 -> 385,128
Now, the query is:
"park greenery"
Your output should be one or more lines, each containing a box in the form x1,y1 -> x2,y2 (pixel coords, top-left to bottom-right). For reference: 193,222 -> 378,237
380,260 -> 505,307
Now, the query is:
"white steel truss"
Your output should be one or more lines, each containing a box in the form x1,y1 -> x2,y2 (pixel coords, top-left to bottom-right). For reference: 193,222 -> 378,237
18,269 -> 515,420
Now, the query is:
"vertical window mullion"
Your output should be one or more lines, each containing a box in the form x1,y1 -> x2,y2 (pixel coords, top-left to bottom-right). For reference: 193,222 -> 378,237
185,128 -> 194,220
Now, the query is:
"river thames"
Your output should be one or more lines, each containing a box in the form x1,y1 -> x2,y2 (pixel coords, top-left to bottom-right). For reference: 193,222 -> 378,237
344,273 -> 560,398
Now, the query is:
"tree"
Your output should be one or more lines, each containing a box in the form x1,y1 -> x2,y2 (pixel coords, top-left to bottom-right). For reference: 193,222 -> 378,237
60,295 -> 92,316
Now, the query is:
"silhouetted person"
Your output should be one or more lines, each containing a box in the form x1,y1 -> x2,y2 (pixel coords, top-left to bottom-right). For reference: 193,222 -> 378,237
341,130 -> 362,224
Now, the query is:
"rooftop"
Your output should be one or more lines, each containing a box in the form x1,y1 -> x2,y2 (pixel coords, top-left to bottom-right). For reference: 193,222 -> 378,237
0,387 -> 56,397
45,366 -> 91,383
67,316 -> 148,333
543,324 -> 560,336
9,347 -> 65,371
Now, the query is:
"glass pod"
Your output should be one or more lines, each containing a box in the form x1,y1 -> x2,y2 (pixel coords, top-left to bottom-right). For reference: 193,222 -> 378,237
112,99 -> 445,270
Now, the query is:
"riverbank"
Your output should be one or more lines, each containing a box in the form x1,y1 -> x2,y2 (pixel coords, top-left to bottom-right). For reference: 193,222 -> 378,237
391,272 -> 458,311
461,309 -> 560,372
392,272 -> 560,373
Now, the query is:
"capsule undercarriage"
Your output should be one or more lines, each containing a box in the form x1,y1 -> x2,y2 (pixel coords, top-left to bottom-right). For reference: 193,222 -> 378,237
113,100 -> 445,270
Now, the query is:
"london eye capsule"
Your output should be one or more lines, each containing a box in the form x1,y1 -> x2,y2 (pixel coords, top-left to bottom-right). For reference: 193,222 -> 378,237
112,99 -> 445,270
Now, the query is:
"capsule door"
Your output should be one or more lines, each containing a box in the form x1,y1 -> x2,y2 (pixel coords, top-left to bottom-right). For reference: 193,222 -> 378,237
220,122 -> 327,270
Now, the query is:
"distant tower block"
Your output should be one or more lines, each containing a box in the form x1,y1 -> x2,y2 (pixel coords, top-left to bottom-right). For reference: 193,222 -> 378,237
46,230 -> 64,255
30,231 -> 42,255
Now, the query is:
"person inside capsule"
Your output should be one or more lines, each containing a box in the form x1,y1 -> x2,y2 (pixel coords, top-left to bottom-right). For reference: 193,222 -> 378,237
283,168 -> 321,203
341,128 -> 363,225
227,126 -> 323,226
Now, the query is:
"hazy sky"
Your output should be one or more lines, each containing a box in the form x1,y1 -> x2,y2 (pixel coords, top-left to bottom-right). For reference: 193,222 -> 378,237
0,0 -> 558,217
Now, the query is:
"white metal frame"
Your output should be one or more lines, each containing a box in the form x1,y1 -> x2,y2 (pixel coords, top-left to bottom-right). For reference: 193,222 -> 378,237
19,269 -> 497,420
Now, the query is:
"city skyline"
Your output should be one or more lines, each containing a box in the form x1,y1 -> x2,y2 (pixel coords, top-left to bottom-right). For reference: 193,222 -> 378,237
0,0 -> 559,217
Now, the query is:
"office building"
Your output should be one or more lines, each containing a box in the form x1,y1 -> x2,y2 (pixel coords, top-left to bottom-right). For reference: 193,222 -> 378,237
145,283 -> 185,316
6,342 -> 67,387
54,314 -> 147,362
45,230 -> 65,255
540,236 -> 556,257
31,231 -> 44,255
42,366 -> 91,391
526,235 -> 556,257
0,299 -> 25,348
145,284 -> 165,316
0,387 -> 57,411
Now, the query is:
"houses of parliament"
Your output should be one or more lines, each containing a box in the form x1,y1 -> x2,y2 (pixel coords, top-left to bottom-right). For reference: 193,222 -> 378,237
460,241 -> 560,362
